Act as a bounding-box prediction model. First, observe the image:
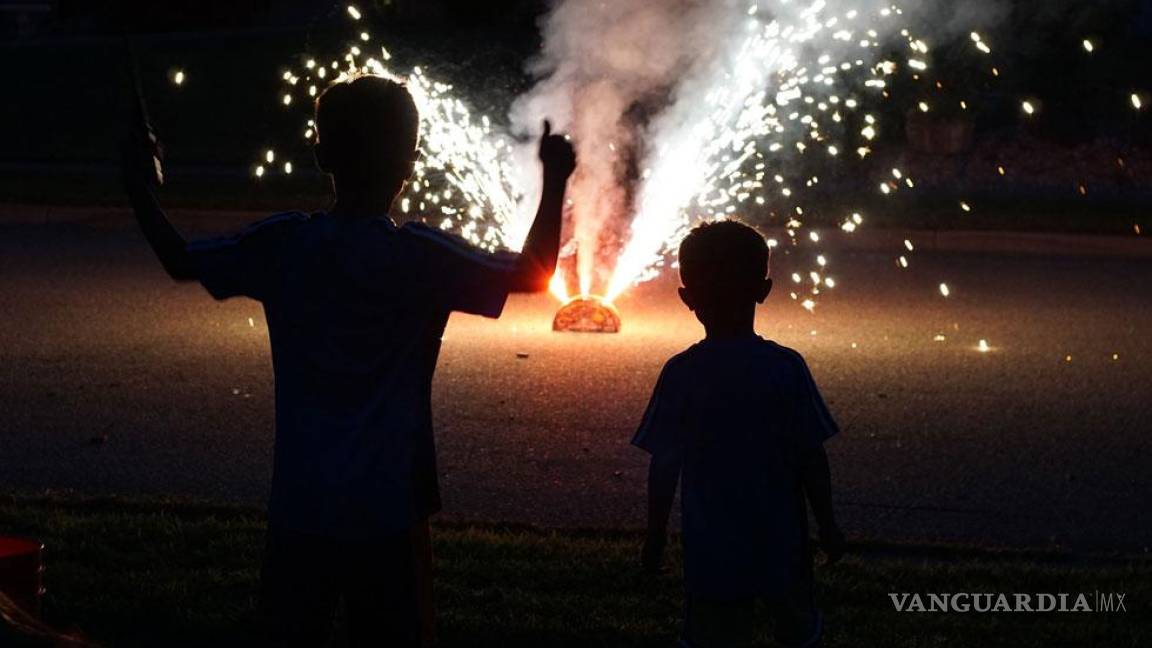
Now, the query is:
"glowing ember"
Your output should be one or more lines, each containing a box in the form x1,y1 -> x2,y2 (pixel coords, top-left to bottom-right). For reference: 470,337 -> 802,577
552,296 -> 621,333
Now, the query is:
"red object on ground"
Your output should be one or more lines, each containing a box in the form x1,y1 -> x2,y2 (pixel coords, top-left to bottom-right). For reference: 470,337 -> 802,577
0,536 -> 45,617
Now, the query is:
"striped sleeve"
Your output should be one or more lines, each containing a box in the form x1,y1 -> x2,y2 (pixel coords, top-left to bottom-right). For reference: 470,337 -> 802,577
402,222 -> 518,318
185,212 -> 307,301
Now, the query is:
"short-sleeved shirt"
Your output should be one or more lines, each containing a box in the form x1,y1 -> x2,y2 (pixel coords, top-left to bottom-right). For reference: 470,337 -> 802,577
187,212 -> 516,539
632,335 -> 838,598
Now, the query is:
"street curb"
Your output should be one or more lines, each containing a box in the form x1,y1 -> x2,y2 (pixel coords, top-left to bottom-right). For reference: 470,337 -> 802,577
3,203 -> 1151,258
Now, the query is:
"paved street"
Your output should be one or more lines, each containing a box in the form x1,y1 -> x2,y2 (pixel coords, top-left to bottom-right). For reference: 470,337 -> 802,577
2,214 -> 1150,552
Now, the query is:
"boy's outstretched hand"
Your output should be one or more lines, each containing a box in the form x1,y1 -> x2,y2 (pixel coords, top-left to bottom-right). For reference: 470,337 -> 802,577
509,120 -> 574,293
538,120 -> 576,182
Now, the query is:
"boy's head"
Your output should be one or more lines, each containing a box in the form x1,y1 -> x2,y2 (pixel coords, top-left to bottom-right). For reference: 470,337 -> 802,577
314,74 -> 420,194
677,220 -> 772,324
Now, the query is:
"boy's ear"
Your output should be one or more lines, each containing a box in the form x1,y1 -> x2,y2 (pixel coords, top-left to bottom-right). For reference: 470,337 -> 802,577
755,278 -> 773,304
678,286 -> 695,311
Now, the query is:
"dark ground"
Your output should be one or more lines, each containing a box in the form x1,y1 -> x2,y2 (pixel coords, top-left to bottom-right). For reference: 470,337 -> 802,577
2,208 -> 1150,555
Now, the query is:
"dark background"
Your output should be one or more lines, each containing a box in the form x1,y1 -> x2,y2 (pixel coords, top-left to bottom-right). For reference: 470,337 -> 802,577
1,0 -> 1151,228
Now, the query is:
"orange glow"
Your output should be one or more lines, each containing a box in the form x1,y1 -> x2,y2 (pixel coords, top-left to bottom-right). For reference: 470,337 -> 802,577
549,270 -> 570,302
552,296 -> 621,333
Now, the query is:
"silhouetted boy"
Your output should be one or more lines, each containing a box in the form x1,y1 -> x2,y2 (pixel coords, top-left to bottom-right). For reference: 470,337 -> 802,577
123,75 -> 576,647
634,221 -> 844,648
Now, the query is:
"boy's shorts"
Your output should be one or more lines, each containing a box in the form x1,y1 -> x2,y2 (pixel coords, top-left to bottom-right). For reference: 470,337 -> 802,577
681,576 -> 822,648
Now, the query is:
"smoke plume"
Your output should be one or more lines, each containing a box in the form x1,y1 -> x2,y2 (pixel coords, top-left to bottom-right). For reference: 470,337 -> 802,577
512,0 -> 1011,297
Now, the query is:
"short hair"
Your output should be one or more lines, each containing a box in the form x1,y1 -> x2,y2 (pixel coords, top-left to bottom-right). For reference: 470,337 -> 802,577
315,75 -> 419,180
678,219 -> 770,289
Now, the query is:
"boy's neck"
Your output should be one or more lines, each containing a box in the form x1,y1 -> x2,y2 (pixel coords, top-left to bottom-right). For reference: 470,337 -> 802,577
330,179 -> 400,219
702,308 -> 758,340
703,325 -> 758,340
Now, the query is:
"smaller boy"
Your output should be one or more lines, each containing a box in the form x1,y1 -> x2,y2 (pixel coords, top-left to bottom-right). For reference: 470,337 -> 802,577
634,220 -> 844,648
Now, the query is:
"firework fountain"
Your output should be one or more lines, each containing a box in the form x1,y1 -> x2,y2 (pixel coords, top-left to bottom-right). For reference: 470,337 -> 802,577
242,1 -> 1139,333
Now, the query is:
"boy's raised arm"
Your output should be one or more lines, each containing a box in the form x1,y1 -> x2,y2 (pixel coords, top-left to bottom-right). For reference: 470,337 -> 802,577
123,166 -> 197,281
508,120 -> 576,293
120,48 -> 197,282
120,97 -> 197,282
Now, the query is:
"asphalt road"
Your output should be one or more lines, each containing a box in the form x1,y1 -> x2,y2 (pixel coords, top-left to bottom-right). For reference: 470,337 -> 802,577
2,216 -> 1150,553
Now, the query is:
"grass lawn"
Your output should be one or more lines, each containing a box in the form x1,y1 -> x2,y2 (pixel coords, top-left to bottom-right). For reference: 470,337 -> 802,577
0,493 -> 1148,647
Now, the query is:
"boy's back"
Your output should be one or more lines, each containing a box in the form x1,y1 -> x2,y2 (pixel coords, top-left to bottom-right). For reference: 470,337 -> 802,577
190,211 -> 516,539
634,335 -> 837,598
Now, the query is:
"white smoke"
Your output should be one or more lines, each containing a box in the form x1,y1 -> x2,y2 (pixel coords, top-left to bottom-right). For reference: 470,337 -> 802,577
511,0 -> 1006,298
510,0 -> 737,294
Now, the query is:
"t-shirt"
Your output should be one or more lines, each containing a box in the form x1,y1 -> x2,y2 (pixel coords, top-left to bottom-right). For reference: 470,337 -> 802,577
187,212 -> 516,539
631,335 -> 838,598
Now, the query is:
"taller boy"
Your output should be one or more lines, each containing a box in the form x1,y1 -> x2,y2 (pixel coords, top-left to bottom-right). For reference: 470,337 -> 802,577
123,75 -> 576,646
